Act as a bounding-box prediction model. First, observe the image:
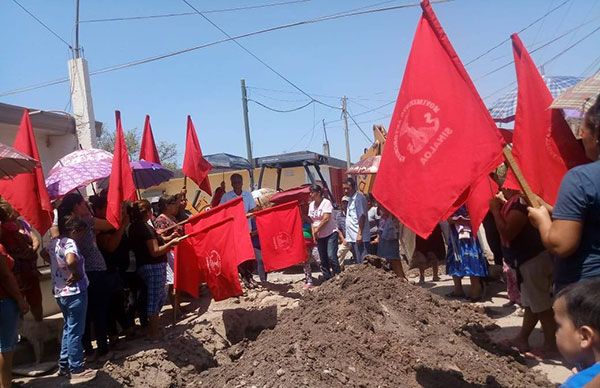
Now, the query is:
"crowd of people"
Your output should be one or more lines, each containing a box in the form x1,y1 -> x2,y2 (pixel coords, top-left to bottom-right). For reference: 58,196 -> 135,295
0,97 -> 599,388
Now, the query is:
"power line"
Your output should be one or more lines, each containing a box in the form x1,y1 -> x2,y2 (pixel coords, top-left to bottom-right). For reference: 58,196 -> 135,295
325,99 -> 396,125
1,1 -> 438,97
181,0 -> 342,110
541,24 -> 600,67
464,0 -> 572,66
11,0 -> 73,49
79,0 -> 311,23
249,99 -> 314,113
347,111 -> 374,143
477,20 -> 600,81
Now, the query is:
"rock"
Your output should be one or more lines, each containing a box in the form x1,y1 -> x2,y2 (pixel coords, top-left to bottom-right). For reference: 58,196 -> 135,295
276,368 -> 286,377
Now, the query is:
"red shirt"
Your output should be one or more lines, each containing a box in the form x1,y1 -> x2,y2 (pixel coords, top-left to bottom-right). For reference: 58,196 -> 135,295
0,243 -> 15,299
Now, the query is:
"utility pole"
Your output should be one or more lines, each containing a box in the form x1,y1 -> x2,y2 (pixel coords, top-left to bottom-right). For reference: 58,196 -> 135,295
69,0 -> 97,150
322,119 -> 330,156
240,79 -> 255,188
342,96 -> 351,169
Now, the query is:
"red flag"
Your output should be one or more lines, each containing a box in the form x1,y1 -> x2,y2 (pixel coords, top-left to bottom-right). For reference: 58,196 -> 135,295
174,226 -> 205,298
254,201 -> 305,272
466,175 -> 499,234
139,115 -> 161,163
372,0 -> 503,238
182,115 -> 212,195
106,111 -> 137,229
186,197 -> 254,265
193,217 -> 243,301
504,34 -> 588,204
0,110 -> 52,233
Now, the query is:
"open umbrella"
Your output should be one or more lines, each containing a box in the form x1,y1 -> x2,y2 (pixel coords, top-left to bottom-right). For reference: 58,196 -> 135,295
45,160 -> 112,199
551,70 -> 600,112
96,160 -> 174,191
0,142 -> 38,179
50,148 -> 112,171
489,75 -> 582,123
347,155 -> 381,175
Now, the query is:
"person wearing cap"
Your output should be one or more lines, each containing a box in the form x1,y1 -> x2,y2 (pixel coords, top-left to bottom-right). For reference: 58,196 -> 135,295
336,196 -> 351,269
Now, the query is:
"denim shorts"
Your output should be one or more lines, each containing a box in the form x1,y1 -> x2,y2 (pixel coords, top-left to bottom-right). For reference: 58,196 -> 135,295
0,298 -> 20,353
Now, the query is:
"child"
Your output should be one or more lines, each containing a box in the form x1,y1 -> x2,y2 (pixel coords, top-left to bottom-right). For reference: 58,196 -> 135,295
48,214 -> 97,384
376,206 -> 406,280
554,278 -> 600,388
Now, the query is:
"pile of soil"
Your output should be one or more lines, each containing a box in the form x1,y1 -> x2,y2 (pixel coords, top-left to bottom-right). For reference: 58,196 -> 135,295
70,265 -> 551,387
202,265 -> 551,388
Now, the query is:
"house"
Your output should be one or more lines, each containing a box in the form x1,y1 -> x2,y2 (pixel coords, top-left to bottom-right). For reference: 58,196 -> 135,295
0,102 -> 102,174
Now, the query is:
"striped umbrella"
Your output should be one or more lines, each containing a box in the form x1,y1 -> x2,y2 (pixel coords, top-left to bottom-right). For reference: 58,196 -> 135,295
489,75 -> 582,123
0,142 -> 38,179
551,70 -> 600,112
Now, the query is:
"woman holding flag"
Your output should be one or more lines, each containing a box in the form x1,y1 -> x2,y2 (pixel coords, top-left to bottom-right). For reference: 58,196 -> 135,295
128,200 -> 184,341
529,96 -> 600,291
308,185 -> 341,281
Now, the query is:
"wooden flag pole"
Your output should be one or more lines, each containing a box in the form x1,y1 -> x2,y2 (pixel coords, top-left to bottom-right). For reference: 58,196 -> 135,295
502,145 -> 540,207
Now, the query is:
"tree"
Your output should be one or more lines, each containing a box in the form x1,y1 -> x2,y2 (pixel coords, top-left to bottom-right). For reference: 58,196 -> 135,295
98,126 -> 179,171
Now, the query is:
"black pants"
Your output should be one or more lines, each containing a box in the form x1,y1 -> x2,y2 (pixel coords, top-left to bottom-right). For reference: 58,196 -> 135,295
83,271 -> 110,354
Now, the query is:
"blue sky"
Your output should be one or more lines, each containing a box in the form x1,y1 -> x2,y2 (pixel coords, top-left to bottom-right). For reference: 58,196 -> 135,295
1,0 -> 599,165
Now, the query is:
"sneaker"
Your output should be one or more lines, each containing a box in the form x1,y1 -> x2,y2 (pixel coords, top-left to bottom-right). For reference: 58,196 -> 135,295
57,368 -> 70,377
70,369 -> 97,384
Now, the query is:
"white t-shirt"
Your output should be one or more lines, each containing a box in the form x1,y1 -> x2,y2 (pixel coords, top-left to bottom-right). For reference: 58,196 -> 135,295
345,192 -> 370,243
308,199 -> 337,239
49,237 -> 89,298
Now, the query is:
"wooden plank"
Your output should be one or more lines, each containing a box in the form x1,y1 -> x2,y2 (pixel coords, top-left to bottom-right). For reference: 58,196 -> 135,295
502,145 -> 540,207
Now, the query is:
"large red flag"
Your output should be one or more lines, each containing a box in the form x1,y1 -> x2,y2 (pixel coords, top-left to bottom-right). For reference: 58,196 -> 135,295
173,197 -> 254,297
193,217 -> 243,301
466,175 -> 499,234
504,34 -> 588,204
106,111 -> 137,229
254,201 -> 305,272
182,115 -> 212,195
186,197 -> 254,265
0,110 -> 52,233
372,0 -> 504,238
139,115 -> 161,164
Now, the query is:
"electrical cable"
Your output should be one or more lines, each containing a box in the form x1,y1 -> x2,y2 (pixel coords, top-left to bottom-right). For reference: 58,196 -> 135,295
249,99 -> 314,113
541,24 -> 600,67
181,0 -> 341,110
347,111 -> 374,142
1,1 -> 440,97
477,21 -> 600,81
464,0 -> 572,66
10,0 -> 73,49
79,0 -> 311,23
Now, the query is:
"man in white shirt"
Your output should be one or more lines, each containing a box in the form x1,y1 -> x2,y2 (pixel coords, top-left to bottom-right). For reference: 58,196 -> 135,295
343,178 -> 370,264
219,173 -> 260,288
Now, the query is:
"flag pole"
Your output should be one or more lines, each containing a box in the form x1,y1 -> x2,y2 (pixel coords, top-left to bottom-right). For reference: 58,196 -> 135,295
502,145 -> 540,207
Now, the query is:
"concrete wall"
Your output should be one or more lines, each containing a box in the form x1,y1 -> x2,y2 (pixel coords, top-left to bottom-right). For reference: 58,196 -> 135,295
0,122 -> 78,175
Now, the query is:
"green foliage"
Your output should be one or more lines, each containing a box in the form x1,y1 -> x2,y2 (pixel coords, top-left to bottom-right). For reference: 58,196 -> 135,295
97,126 -> 179,170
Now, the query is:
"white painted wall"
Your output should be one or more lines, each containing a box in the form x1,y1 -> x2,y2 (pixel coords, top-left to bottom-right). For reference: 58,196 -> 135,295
0,122 -> 78,175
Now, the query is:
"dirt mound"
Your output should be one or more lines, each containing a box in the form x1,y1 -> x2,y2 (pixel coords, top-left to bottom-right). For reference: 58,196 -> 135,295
200,265 -> 551,388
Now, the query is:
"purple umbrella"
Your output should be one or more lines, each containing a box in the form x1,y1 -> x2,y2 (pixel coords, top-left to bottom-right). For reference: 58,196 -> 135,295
96,160 -> 174,190
50,148 -> 112,172
45,160 -> 112,199
131,160 -> 174,189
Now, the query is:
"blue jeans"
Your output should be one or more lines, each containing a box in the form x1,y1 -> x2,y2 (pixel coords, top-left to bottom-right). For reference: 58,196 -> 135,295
0,298 -> 19,353
317,232 -> 340,280
349,241 -> 370,264
57,292 -> 88,373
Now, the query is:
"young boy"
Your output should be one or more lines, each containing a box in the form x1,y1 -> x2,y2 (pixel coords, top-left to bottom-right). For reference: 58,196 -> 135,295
554,278 -> 600,388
